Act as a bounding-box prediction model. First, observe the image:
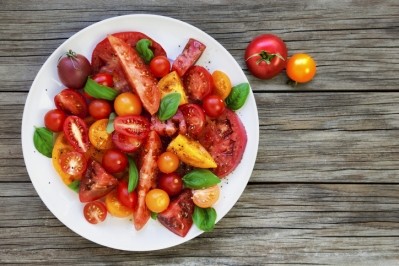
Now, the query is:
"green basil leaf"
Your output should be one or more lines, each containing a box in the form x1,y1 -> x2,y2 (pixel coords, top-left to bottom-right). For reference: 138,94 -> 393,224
183,169 -> 221,189
68,180 -> 80,193
84,78 -> 118,100
151,212 -> 158,220
225,82 -> 250,110
158,93 -> 181,121
128,156 -> 139,193
192,206 -> 217,232
136,39 -> 154,63
33,127 -> 53,158
106,112 -> 116,133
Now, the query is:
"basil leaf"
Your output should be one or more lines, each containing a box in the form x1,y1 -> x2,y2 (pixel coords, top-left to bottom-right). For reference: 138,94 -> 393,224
83,78 -> 118,100
225,82 -> 250,110
106,112 -> 116,133
151,212 -> 158,220
33,127 -> 53,158
128,156 -> 138,193
68,180 -> 80,193
192,206 -> 217,232
136,39 -> 154,63
158,93 -> 181,121
183,169 -> 221,189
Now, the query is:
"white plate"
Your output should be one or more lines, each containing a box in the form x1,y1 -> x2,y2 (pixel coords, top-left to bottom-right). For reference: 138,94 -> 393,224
21,14 -> 259,251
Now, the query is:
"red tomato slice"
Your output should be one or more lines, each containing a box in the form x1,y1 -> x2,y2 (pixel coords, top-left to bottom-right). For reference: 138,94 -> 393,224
54,88 -> 88,118
113,115 -> 150,139
133,131 -> 162,230
60,151 -> 87,177
83,201 -> 107,224
79,160 -> 119,203
183,66 -> 214,101
172,38 -> 206,77
198,108 -> 247,178
111,131 -> 142,153
179,103 -> 205,137
91,32 -> 166,92
63,116 -> 90,153
107,35 -> 160,115
157,189 -> 194,237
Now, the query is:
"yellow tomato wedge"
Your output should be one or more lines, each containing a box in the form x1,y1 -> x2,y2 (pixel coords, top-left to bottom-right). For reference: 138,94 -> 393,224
157,71 -> 188,105
88,119 -> 113,150
212,70 -> 232,100
52,133 -> 76,185
105,190 -> 133,218
167,134 -> 217,168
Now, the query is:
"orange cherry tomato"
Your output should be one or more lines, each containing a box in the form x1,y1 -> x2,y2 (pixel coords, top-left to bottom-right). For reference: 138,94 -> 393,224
114,92 -> 142,116
192,185 -> 220,208
157,151 -> 180,174
286,53 -> 316,83
88,119 -> 113,150
52,133 -> 76,185
145,189 -> 170,213
212,70 -> 232,100
105,190 -> 133,218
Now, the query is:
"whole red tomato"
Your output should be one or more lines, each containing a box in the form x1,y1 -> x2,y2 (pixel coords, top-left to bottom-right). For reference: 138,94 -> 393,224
245,34 -> 287,79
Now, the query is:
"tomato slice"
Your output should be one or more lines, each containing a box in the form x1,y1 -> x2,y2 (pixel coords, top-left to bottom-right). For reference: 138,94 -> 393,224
198,108 -> 247,178
105,190 -> 133,218
108,35 -> 160,115
91,32 -> 166,92
60,151 -> 87,177
179,103 -> 205,137
183,66 -> 214,101
63,116 -> 90,153
133,131 -> 162,230
157,189 -> 195,237
111,131 -> 142,153
54,88 -> 88,118
172,38 -> 206,77
113,115 -> 150,139
79,160 -> 119,203
83,201 -> 107,224
192,185 -> 220,208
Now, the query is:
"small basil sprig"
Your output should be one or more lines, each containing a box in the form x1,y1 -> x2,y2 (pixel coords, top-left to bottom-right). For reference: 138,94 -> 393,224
106,112 -> 116,133
33,127 -> 53,158
68,180 -> 80,193
136,39 -> 154,63
183,169 -> 221,189
158,93 -> 181,121
192,206 -> 217,232
128,156 -> 139,193
225,82 -> 250,110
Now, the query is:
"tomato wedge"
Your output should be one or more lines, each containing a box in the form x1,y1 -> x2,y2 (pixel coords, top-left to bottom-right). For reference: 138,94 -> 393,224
172,38 -> 206,77
83,201 -> 107,224
111,131 -> 142,153
54,88 -> 88,118
113,115 -> 150,139
133,131 -> 162,230
107,35 -> 160,115
63,116 -> 90,153
60,151 -> 87,177
158,189 -> 195,237
79,160 -> 119,203
183,66 -> 214,101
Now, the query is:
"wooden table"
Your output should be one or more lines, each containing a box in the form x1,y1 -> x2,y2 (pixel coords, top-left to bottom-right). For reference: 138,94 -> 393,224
1,0 -> 399,264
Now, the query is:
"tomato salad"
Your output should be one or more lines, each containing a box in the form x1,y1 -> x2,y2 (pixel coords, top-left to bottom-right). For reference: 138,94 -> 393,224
33,31 -> 250,237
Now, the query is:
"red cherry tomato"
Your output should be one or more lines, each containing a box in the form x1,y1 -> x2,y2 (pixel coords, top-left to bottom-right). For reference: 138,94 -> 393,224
179,103 -> 206,136
92,73 -> 114,87
83,201 -> 107,224
183,66 -> 213,101
113,115 -> 150,139
102,148 -> 128,174
54,88 -> 88,118
60,151 -> 87,177
44,109 -> 66,132
245,34 -> 287,79
88,99 -> 112,120
117,180 -> 138,209
111,131 -> 143,153
149,56 -> 171,78
202,94 -> 226,117
158,172 -> 183,197
63,115 -> 90,153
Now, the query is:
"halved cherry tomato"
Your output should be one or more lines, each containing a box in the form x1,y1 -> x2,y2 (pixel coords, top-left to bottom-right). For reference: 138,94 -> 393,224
105,190 -> 133,218
102,148 -> 128,174
54,88 -> 88,118
52,133 -> 76,185
172,38 -> 206,77
44,109 -> 66,132
60,151 -> 87,177
63,115 -> 90,153
117,180 -> 138,209
92,73 -> 114,87
88,99 -> 112,120
183,66 -> 213,101
145,188 -> 170,213
286,53 -> 317,83
202,94 -> 226,118
157,151 -> 180,174
158,172 -> 183,197
179,103 -> 205,137
83,201 -> 107,224
114,92 -> 142,116
192,185 -> 220,208
88,119 -> 113,150
113,115 -> 150,139
149,55 -> 171,78
212,70 -> 232,100
111,131 -> 142,153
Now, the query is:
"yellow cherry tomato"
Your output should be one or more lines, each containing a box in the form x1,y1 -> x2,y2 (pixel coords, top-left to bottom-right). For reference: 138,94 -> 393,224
88,119 -> 113,150
105,190 -> 132,218
212,70 -> 232,100
286,53 -> 316,83
114,92 -> 142,116
192,185 -> 220,208
145,189 -> 170,213
157,151 -> 180,174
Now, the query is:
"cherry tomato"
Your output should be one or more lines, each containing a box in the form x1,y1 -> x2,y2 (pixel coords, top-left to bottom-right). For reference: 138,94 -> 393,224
102,148 -> 128,174
60,151 -> 87,177
202,94 -> 226,117
88,99 -> 112,120
183,66 -> 213,101
149,55 -> 171,78
54,88 -> 88,118
286,53 -> 317,83
92,73 -> 114,87
212,70 -> 232,100
179,103 -> 206,137
83,201 -> 107,224
157,151 -> 180,174
111,131 -> 142,153
192,185 -> 220,208
57,50 -> 91,90
114,92 -> 142,116
145,189 -> 170,213
105,190 -> 133,218
44,109 -> 66,132
63,116 -> 90,153
113,115 -> 150,139
245,34 -> 287,79
88,119 -> 113,150
158,173 -> 183,197
116,180 -> 138,209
